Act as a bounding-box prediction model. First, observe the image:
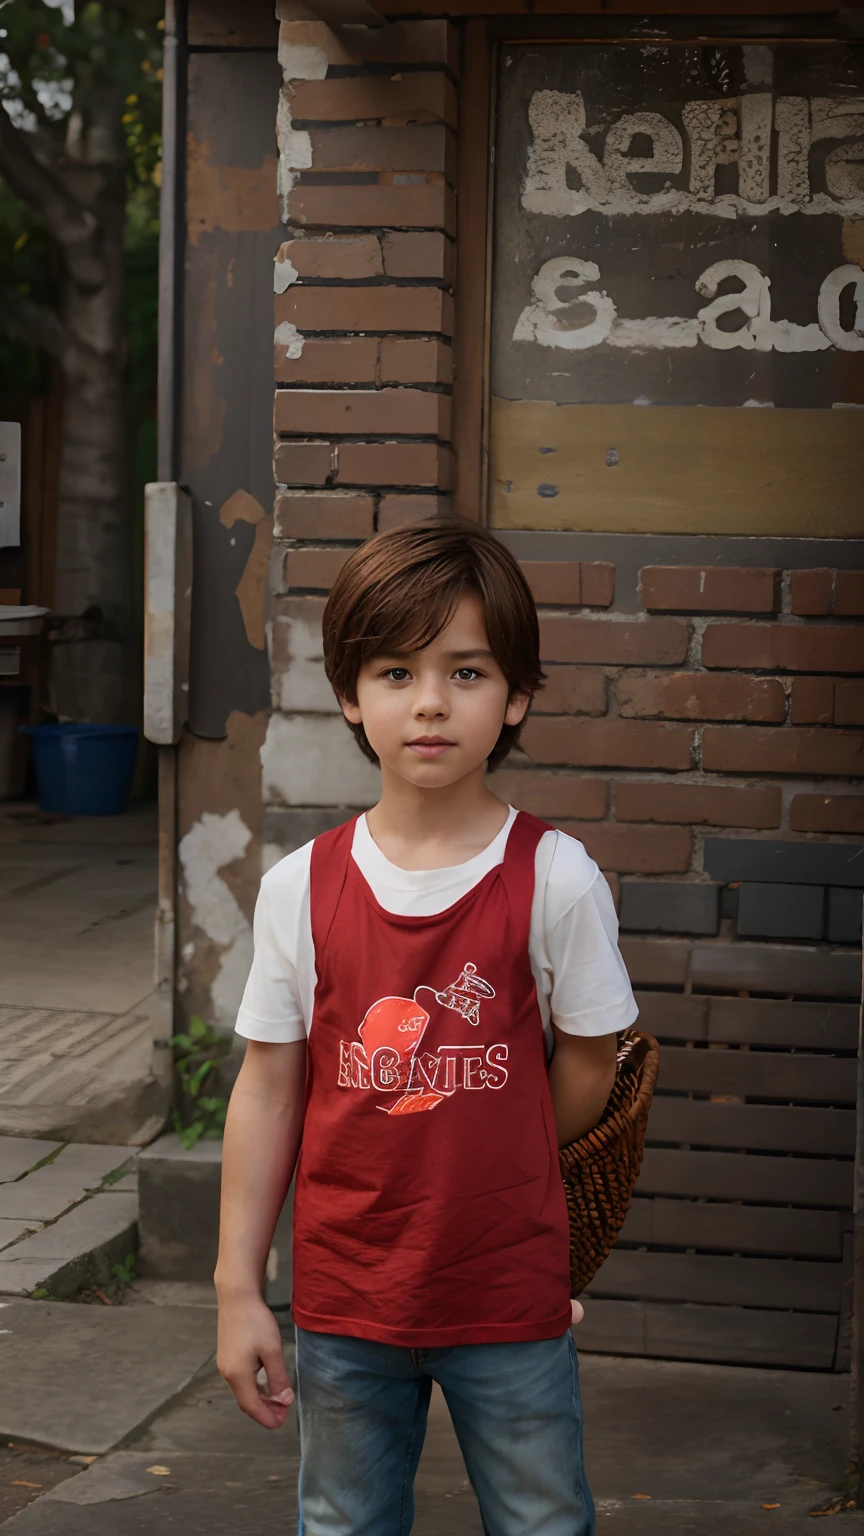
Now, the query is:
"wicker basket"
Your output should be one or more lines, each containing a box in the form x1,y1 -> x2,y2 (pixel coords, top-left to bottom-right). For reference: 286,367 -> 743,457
559,1029 -> 660,1296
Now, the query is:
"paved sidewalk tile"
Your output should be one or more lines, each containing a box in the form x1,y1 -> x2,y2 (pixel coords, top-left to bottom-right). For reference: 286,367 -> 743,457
0,1220 -> 35,1251
0,1139 -> 61,1184
0,1302 -> 216,1453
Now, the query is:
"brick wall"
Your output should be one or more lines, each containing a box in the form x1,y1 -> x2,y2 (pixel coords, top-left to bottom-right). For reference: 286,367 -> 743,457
266,13 -> 457,840
265,19 -> 864,1367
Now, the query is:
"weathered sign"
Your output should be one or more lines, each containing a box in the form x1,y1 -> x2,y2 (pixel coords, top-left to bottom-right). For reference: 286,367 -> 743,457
490,44 -> 864,532
492,45 -> 864,407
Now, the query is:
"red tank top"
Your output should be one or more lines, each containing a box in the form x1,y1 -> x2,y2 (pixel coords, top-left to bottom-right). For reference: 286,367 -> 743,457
291,810 -> 572,1347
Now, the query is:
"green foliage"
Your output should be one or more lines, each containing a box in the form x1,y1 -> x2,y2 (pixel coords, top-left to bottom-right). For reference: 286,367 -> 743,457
171,1016 -> 231,1151
110,1251 -> 137,1286
0,1 -> 162,396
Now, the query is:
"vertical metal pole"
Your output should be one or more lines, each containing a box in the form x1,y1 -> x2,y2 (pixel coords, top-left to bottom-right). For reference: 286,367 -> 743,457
157,0 -> 186,484
851,897 -> 864,1503
153,0 -> 188,1061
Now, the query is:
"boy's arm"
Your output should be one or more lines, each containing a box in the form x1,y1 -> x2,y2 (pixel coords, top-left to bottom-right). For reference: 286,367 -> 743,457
215,1038 -> 306,1429
548,1027 -> 617,1149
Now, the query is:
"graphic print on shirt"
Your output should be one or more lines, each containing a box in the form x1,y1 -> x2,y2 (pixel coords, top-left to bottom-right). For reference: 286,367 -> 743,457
336,962 -> 508,1114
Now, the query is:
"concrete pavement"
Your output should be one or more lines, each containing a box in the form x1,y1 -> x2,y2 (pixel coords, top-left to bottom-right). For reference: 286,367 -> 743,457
1,1284 -> 862,1534
0,805 -> 167,1143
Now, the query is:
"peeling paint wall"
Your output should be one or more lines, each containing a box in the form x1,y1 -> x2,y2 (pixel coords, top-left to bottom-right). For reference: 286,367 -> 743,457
176,4 -> 282,1032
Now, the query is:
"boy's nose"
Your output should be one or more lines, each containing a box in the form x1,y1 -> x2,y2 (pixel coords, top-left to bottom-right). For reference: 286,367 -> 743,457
414,686 -> 448,717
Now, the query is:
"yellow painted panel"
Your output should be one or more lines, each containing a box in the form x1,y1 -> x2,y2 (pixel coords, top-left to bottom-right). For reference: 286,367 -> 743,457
489,399 -> 864,537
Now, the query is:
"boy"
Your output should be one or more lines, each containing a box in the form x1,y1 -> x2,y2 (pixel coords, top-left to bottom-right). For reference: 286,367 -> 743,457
216,518 -> 638,1535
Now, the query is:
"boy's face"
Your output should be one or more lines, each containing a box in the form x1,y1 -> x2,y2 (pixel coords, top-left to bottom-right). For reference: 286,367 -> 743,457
341,595 -> 530,789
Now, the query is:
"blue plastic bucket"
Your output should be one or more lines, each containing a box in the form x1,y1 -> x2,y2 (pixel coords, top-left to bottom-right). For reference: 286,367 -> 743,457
22,723 -> 139,816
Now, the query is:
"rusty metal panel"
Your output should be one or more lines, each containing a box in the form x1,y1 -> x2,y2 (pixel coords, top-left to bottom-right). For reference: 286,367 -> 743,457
180,50 -> 282,738
492,43 -> 864,411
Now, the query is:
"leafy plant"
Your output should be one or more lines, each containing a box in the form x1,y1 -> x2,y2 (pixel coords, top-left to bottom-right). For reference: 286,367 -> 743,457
171,1015 -> 231,1150
110,1251 -> 137,1286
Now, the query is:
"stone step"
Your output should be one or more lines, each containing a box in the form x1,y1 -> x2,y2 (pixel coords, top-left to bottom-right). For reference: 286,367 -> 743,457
138,1133 -> 293,1297
0,1137 -> 140,1298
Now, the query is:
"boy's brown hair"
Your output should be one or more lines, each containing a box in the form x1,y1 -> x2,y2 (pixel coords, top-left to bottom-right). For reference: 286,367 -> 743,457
322,517 -> 544,771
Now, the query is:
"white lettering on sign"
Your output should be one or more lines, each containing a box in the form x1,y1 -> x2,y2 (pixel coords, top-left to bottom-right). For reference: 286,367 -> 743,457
522,89 -> 864,218
513,260 -> 864,353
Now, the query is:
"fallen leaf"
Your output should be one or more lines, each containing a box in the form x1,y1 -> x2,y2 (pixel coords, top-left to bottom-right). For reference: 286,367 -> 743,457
762,1504 -> 781,1510
809,1499 -> 844,1518
146,1465 -> 171,1477
11,1481 -> 42,1489
68,1455 -> 98,1466
632,1494 -> 651,1500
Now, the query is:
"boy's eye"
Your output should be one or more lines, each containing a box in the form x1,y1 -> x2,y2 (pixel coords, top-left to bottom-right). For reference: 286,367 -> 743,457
384,667 -> 411,682
454,668 -> 481,682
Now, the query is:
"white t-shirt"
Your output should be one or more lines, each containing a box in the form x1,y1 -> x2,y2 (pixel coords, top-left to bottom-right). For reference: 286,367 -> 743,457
236,809 -> 638,1051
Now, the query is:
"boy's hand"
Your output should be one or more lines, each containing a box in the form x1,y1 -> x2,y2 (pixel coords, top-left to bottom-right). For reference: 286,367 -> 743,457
217,1296 -> 295,1430
571,1298 -> 584,1326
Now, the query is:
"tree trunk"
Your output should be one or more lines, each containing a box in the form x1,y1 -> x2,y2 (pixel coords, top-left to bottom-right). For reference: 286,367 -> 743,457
50,98 -> 135,724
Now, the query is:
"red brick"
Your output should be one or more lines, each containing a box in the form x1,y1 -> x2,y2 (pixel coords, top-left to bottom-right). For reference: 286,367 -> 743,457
540,616 -> 690,666
789,794 -> 864,834
287,183 -> 456,235
336,442 -> 454,489
289,74 -> 458,129
274,492 -> 375,541
615,781 -> 782,830
274,441 -> 334,486
535,667 -> 607,716
580,562 -> 615,608
641,566 -> 780,614
275,337 -> 378,386
702,726 -> 864,777
790,677 -> 836,725
617,671 -> 786,723
276,236 -> 382,281
378,494 -> 450,530
835,681 -> 864,726
702,623 -> 864,674
383,230 -> 456,282
274,388 -> 450,439
522,718 -> 694,771
556,822 -> 692,874
276,286 -> 453,336
380,338 -> 453,385
489,769 -> 607,820
521,562 -> 581,606
308,126 -> 455,180
834,571 -> 864,616
790,568 -> 833,616
284,547 -> 354,591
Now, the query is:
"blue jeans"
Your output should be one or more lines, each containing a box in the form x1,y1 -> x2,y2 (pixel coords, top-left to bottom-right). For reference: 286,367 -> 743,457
295,1326 -> 594,1536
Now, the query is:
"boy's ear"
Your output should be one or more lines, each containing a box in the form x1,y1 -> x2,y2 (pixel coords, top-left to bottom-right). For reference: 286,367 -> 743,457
339,696 -> 363,725
504,691 -> 531,728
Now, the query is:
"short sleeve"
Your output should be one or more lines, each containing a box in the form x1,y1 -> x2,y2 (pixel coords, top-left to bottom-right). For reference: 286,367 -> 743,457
542,835 -> 639,1038
235,866 -> 309,1044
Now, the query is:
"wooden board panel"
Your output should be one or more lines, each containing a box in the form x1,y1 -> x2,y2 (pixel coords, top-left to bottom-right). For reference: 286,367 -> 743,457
647,1098 -> 855,1157
577,1299 -> 837,1370
691,944 -> 862,1000
490,400 -> 864,537
634,992 -> 859,1051
657,1045 -> 857,1104
707,997 -> 859,1053
620,1197 -> 843,1259
620,938 -> 690,989
587,1249 -> 843,1311
637,1148 -> 853,1207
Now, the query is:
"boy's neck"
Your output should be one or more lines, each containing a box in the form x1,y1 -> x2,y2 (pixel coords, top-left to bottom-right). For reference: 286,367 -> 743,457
365,766 -> 510,871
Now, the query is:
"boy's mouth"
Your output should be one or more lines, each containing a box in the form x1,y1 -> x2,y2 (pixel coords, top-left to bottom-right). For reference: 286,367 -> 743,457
407,735 -> 455,758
